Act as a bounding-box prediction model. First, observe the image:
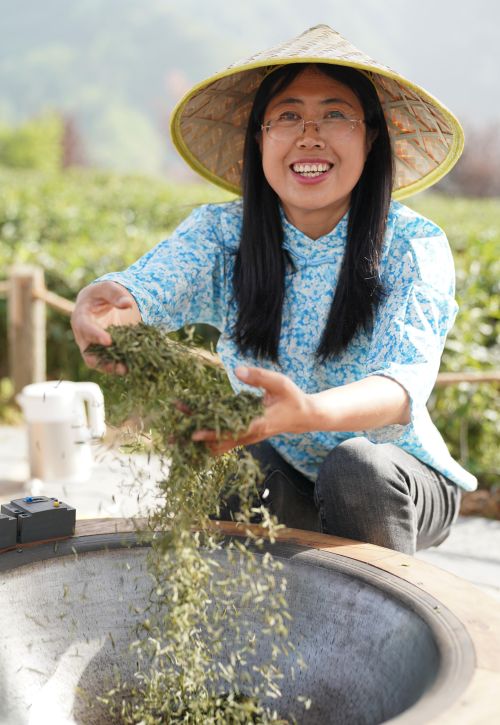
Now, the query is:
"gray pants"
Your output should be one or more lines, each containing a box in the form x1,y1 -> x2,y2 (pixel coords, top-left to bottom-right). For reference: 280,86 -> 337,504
245,438 -> 461,555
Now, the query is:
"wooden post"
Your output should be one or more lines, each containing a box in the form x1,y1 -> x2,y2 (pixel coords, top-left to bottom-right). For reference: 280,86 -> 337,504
8,265 -> 46,394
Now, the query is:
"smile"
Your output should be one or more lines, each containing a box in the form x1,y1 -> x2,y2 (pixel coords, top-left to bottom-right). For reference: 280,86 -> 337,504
290,162 -> 333,178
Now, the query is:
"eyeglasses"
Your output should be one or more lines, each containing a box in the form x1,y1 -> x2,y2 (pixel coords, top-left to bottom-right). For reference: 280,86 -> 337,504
261,117 -> 365,142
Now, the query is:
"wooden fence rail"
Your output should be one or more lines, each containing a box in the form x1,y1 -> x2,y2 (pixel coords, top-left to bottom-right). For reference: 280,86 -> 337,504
0,265 -> 499,396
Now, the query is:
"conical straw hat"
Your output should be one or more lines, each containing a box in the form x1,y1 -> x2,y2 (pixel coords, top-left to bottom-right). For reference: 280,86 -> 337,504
170,24 -> 464,199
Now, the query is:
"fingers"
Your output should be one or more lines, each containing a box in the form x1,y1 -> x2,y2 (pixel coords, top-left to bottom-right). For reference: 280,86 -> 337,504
174,400 -> 193,416
102,287 -> 136,309
82,280 -> 136,309
81,349 -> 127,375
235,365 -> 291,396
194,436 -> 236,456
81,352 -> 103,371
192,417 -> 266,455
192,430 -> 227,443
185,367 -> 290,456
71,282 -> 141,368
192,418 -> 263,443
72,316 -> 113,369
193,434 -> 239,456
74,317 -> 113,349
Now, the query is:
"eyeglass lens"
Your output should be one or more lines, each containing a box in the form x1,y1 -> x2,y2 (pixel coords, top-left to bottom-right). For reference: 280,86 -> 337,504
266,118 -> 359,142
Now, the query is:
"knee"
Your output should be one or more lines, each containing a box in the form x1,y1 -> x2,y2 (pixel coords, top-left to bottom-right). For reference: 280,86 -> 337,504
315,438 -> 395,505
314,439 -> 416,551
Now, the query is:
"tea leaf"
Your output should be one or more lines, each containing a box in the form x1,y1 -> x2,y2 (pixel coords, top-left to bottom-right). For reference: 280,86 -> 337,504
87,324 -> 303,723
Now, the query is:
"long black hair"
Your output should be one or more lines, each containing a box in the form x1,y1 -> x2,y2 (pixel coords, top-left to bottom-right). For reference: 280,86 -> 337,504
232,63 -> 393,361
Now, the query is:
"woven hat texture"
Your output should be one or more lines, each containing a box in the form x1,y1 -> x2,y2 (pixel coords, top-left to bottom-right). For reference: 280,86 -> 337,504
170,24 -> 464,199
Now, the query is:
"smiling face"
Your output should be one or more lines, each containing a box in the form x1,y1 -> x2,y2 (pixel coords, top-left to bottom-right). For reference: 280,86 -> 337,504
260,66 -> 373,239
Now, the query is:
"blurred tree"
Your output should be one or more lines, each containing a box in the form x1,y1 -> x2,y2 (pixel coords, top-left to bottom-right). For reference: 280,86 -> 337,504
61,115 -> 87,168
0,112 -> 64,172
437,123 -> 500,197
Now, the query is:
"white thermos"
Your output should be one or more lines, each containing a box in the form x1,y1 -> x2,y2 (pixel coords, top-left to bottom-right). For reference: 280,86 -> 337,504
16,381 -> 106,484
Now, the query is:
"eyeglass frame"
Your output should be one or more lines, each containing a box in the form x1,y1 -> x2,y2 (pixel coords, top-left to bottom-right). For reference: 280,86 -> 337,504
260,117 -> 366,140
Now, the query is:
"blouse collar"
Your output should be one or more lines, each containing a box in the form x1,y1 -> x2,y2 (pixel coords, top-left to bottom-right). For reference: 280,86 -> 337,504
280,206 -> 348,262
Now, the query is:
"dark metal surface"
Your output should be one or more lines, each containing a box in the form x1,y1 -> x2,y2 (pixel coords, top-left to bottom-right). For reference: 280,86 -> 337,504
0,533 -> 475,724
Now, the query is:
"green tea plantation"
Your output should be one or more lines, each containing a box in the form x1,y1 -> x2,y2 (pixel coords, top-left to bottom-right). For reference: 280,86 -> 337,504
0,169 -> 498,487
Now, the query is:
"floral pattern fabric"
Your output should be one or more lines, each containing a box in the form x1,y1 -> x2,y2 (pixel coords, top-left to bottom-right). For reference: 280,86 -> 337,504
97,200 -> 476,491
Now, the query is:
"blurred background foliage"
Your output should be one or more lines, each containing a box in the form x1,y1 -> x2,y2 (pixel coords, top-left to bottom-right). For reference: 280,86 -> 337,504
0,112 -> 64,172
3,0 -> 500,189
0,113 -> 498,489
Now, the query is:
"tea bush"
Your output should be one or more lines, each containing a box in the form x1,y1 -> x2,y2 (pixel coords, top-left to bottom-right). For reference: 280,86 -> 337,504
0,168 -> 229,380
407,195 -> 499,487
0,170 -> 498,486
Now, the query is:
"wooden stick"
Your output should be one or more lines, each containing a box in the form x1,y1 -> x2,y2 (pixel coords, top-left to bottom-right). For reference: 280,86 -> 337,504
32,286 -> 75,316
436,371 -> 500,386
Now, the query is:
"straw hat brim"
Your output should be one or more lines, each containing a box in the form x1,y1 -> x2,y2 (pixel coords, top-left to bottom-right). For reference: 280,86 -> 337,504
170,26 -> 464,200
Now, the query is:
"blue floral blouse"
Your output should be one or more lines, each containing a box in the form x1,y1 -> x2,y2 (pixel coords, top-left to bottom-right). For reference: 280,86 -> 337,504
98,199 -> 476,491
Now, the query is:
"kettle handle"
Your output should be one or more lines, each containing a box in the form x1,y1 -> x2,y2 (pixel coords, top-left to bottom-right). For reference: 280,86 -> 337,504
73,382 -> 106,439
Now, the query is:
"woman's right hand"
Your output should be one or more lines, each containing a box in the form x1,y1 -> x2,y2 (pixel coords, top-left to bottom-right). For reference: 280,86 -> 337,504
71,281 -> 142,370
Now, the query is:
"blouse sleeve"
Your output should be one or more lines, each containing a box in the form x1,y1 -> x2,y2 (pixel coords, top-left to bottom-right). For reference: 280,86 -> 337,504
364,226 -> 458,442
95,204 -> 227,332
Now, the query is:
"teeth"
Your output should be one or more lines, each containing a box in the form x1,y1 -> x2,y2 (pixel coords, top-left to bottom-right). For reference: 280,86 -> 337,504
292,162 -> 331,175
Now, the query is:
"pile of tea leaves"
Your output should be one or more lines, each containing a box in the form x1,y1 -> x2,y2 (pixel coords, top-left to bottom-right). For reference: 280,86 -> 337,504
86,324 -> 306,724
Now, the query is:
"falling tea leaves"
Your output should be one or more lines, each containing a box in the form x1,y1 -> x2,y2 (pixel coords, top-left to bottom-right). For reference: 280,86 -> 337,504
87,324 -> 303,724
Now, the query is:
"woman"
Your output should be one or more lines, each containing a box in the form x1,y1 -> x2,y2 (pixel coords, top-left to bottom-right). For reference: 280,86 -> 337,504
72,25 -> 476,554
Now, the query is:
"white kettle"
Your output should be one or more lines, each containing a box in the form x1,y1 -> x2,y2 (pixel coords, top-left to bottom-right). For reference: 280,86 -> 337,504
16,381 -> 106,484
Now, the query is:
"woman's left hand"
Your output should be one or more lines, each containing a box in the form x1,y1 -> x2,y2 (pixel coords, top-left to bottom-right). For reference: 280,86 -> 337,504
191,366 -> 312,455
